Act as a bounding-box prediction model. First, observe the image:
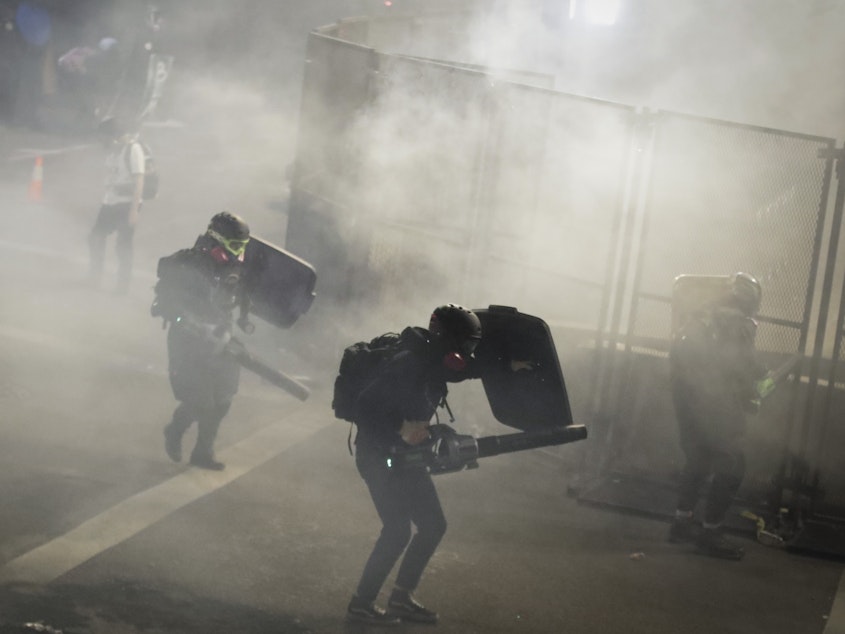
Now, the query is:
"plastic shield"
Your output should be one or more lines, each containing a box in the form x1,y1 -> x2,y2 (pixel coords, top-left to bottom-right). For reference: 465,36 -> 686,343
243,237 -> 316,329
671,274 -> 731,338
473,305 -> 573,431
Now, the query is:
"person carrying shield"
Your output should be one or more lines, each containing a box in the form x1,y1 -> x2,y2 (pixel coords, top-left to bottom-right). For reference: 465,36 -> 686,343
668,272 -> 771,560
151,212 -> 252,470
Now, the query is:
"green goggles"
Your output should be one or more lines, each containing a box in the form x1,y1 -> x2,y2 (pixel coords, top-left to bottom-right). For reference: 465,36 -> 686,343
209,229 -> 250,257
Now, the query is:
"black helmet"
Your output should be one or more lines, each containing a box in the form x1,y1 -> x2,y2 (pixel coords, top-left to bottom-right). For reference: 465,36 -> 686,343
207,211 -> 250,257
727,272 -> 762,316
429,304 -> 482,357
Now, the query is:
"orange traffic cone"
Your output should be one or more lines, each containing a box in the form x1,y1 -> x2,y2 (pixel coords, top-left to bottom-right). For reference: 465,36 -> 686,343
28,156 -> 44,202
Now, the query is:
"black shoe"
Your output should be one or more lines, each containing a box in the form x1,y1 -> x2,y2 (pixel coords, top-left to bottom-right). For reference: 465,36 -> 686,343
189,454 -> 225,471
388,590 -> 438,624
696,528 -> 745,560
668,516 -> 695,543
346,596 -> 401,626
163,426 -> 182,462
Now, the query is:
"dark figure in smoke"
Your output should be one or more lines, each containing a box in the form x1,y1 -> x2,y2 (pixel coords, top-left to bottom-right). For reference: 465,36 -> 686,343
87,116 -> 146,293
668,272 -> 770,560
151,212 -> 251,471
57,37 -> 121,128
347,304 -> 482,626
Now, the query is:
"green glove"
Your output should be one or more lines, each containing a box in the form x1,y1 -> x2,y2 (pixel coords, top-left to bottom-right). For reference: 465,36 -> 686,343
756,376 -> 776,399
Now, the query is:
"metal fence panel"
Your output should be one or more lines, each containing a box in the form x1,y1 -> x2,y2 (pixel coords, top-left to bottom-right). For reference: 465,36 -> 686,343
481,83 -> 635,328
603,112 -> 833,492
294,33 -> 376,204
632,113 -> 832,350
350,59 -> 638,329
289,12 -> 845,535
360,55 -> 491,230
346,55 -> 493,319
287,34 -> 377,300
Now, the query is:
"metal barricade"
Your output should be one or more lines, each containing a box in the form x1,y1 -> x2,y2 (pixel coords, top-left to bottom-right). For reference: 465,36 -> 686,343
287,17 -> 845,539
589,111 -> 834,520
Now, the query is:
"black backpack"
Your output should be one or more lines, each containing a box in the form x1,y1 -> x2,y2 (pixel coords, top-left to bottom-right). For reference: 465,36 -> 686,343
124,141 -> 159,201
332,332 -> 404,423
150,248 -> 197,323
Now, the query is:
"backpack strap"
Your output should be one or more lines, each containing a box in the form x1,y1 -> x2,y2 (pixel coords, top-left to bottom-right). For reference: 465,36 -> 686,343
440,396 -> 455,423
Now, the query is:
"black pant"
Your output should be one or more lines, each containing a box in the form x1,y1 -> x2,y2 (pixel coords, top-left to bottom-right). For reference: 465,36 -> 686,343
672,380 -> 746,525
88,202 -> 136,288
166,325 -> 240,459
354,446 -> 447,603
166,400 -> 231,460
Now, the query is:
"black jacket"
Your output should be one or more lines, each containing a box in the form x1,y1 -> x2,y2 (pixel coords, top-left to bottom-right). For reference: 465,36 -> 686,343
670,305 -> 766,405
354,326 -> 477,452
153,234 -> 247,330
153,235 -> 248,400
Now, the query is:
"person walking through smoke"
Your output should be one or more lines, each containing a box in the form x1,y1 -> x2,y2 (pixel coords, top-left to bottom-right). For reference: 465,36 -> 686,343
150,212 -> 252,471
667,272 -> 772,560
87,116 -> 145,293
345,304 -> 483,626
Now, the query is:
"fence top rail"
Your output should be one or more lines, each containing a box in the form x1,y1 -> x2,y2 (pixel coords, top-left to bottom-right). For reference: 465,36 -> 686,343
308,29 -> 376,55
313,14 -> 840,146
389,51 -> 638,113
655,109 -> 837,145
313,9 -> 477,41
393,52 -> 639,112
312,16 -> 638,115
395,54 -> 556,86
636,290 -> 805,332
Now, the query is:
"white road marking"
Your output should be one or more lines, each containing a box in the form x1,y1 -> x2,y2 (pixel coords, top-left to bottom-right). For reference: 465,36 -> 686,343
0,405 -> 331,585
825,573 -> 845,634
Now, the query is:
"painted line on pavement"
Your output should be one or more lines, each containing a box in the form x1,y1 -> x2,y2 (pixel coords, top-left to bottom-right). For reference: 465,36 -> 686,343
0,406 -> 331,585
825,572 -> 845,634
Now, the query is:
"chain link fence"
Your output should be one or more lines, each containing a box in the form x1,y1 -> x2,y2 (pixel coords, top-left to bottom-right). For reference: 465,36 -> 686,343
287,22 -> 845,521
595,113 -> 835,511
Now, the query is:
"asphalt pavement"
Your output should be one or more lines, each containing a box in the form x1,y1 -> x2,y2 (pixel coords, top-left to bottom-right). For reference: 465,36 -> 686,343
1,111 -> 845,634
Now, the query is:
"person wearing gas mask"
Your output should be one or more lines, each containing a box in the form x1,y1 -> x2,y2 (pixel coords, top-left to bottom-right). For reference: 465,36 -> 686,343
345,304 -> 483,626
668,272 -> 771,560
150,212 -> 252,471
87,116 -> 145,293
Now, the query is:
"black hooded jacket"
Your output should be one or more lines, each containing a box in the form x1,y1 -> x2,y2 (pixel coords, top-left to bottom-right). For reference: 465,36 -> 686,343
153,233 -> 247,329
670,305 -> 767,407
354,326 -> 476,452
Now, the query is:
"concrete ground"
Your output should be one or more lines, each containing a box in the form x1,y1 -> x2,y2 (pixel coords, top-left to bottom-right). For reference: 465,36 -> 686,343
1,50 -> 845,634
